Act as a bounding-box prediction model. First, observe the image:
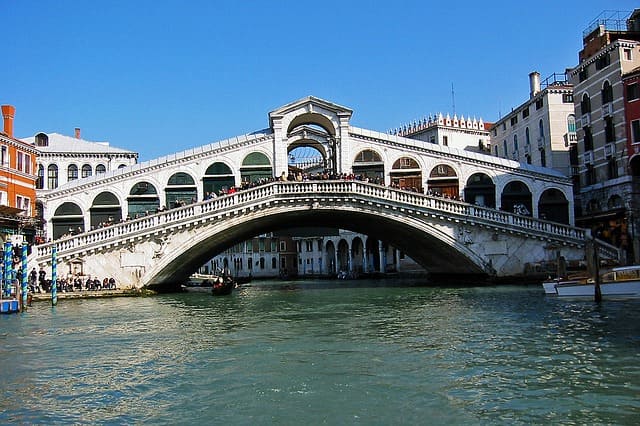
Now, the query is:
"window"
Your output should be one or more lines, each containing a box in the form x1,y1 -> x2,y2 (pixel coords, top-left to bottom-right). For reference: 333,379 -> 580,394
47,164 -> 59,189
581,94 -> 591,114
279,241 -> 286,251
584,126 -> 594,151
510,116 -> 518,126
627,83 -> 639,101
595,53 -> 610,70
36,164 -> 44,189
68,164 -> 78,181
605,117 -> 615,142
540,148 -> 546,167
494,146 -> 499,156
525,154 -> 531,164
624,48 -> 632,61
81,164 -> 92,178
259,239 -> 265,252
562,93 -> 573,103
601,81 -> 613,105
24,154 -> 30,174
442,136 -> 448,146
271,258 -> 276,269
567,115 -> 576,133
538,119 -> 545,143
16,195 -> 30,215
579,67 -> 588,82
17,152 -> 23,172
585,164 -> 596,186
608,157 -> 618,180
525,127 -> 530,145
522,107 -> 529,119
96,164 -> 106,174
631,120 -> 640,144
535,98 -> 544,110
513,135 -> 518,152
259,258 -> 265,269
1,146 -> 8,166
503,140 -> 508,157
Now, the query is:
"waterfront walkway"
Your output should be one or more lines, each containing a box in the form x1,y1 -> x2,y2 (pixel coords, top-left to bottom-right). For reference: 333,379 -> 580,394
29,288 -> 149,303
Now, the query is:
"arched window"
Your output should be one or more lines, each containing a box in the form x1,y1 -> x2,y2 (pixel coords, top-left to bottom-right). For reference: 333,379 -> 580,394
47,164 -> 58,189
567,115 -> 576,133
67,164 -> 78,181
601,81 -> 613,105
538,119 -> 545,145
35,133 -> 49,147
581,94 -> 591,114
81,164 -> 92,178
525,127 -> 530,145
36,164 -> 44,189
513,134 -> 518,152
96,164 -> 107,174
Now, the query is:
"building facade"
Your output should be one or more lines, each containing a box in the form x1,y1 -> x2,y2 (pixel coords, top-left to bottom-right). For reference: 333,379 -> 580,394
567,9 -> 640,262
490,72 -> 576,179
20,129 -> 138,238
0,105 -> 39,245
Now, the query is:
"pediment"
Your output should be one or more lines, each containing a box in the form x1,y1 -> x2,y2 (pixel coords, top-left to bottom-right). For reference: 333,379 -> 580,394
269,96 -> 353,130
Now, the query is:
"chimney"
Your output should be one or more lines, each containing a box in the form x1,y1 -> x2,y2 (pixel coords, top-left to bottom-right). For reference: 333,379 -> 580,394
529,72 -> 541,98
1,105 -> 15,138
74,127 -> 81,139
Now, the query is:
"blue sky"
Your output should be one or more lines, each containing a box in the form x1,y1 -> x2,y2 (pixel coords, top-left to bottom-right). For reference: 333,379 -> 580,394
3,1 -> 638,161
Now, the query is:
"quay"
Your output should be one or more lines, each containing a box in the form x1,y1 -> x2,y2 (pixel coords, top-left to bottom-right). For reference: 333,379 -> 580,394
29,288 -> 153,303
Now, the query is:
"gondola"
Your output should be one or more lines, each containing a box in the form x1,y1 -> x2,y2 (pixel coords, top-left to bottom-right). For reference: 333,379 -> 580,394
212,276 -> 235,296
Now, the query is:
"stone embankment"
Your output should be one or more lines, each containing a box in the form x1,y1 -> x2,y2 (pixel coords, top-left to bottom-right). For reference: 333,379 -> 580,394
30,288 -> 155,302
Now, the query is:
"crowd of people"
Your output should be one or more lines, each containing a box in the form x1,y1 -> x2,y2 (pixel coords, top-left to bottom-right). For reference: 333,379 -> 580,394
27,268 -> 117,294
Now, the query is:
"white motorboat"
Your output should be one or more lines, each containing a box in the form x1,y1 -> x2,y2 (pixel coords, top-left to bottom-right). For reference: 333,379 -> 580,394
181,273 -> 222,293
542,265 -> 640,299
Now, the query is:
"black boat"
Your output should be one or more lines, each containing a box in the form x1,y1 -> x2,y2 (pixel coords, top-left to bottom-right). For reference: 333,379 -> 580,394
212,276 -> 235,296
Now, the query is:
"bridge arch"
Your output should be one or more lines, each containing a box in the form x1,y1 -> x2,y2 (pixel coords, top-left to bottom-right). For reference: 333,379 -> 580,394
464,172 -> 496,208
501,180 -> 533,216
240,151 -> 273,184
141,197 -> 492,288
166,172 -> 197,208
52,202 -> 84,239
90,191 -> 122,229
390,155 -> 423,191
127,181 -> 160,218
286,112 -> 337,137
427,163 -> 460,198
538,188 -> 569,224
352,149 -> 385,182
203,161 -> 235,195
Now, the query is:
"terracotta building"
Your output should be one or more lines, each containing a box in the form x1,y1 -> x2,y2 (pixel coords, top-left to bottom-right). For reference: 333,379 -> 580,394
0,105 -> 39,245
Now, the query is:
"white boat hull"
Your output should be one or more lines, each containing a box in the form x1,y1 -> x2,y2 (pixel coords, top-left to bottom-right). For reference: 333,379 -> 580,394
544,280 -> 640,298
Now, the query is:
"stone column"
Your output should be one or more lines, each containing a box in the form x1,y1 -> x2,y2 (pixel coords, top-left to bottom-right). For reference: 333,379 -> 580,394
378,241 -> 385,273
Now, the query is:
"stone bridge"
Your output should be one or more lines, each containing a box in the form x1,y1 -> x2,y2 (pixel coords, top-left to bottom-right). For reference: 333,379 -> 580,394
31,180 -> 618,289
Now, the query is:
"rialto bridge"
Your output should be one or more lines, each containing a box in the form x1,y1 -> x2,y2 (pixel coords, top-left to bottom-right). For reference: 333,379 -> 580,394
31,97 -> 618,288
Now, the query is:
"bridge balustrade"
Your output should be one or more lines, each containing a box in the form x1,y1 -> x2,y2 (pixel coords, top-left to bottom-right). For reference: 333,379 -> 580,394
34,180 -> 593,262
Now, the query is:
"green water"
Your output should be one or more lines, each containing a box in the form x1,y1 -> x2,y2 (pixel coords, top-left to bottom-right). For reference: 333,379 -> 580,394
1,281 -> 639,425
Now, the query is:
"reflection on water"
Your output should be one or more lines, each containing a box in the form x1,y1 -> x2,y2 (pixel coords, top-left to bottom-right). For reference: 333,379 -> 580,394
1,281 -> 639,424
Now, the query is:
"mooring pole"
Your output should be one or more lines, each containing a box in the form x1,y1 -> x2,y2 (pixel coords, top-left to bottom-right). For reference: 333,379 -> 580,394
51,246 -> 58,307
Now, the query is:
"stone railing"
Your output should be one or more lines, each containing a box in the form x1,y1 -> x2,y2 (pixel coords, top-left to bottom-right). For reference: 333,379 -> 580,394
33,180 -> 602,262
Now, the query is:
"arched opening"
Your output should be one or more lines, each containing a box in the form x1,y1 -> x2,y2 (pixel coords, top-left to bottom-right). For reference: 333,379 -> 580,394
501,181 -> 532,215
351,237 -> 364,274
337,239 -> 350,274
127,182 -> 159,218
203,162 -> 235,195
390,157 -> 422,191
352,149 -> 384,183
538,188 -> 569,224
325,241 -> 336,275
47,164 -> 58,189
365,237 -> 381,273
287,145 -> 325,178
90,192 -> 122,229
36,164 -> 44,189
464,173 -> 495,207
96,164 -> 107,174
240,152 -> 273,185
427,164 -> 459,198
52,202 -> 84,239
35,133 -> 49,147
287,114 -> 337,174
166,172 -> 197,208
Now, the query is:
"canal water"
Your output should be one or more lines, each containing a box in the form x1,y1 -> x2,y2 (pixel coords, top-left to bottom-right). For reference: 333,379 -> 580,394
1,280 -> 639,425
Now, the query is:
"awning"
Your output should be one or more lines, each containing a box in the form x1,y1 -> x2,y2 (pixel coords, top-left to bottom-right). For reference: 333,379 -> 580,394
0,206 -> 24,215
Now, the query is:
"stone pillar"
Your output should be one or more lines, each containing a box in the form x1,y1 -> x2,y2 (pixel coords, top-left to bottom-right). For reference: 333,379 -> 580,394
378,241 -> 385,273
